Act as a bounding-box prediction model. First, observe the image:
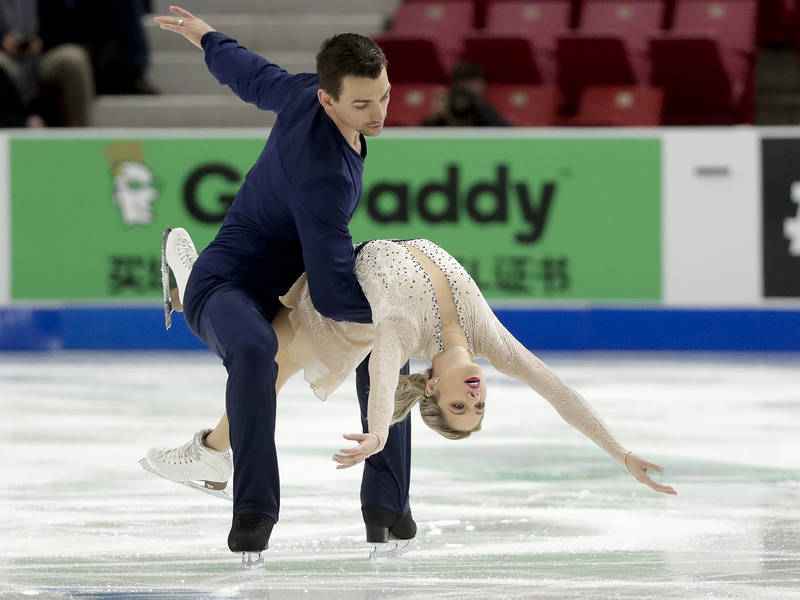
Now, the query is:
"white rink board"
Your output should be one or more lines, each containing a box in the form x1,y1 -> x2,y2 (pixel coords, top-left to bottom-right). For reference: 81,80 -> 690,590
662,129 -> 762,306
2,126 -> 800,308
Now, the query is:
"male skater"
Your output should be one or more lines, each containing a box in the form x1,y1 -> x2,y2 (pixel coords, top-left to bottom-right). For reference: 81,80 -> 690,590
150,6 -> 414,564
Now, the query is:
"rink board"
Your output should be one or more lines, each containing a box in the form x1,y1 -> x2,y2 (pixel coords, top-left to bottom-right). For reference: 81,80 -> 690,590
3,305 -> 800,351
2,128 -> 800,350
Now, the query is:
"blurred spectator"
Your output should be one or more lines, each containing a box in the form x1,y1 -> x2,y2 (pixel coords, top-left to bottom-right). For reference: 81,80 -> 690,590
39,0 -> 158,95
0,64 -> 44,127
422,62 -> 509,127
0,0 -> 94,126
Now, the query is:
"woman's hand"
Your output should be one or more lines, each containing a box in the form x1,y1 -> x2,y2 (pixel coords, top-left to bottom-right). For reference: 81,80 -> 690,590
332,433 -> 379,470
625,452 -> 677,495
153,5 -> 215,50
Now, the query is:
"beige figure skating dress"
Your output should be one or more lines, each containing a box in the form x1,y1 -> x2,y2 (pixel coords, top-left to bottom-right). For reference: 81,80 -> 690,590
280,239 -> 629,465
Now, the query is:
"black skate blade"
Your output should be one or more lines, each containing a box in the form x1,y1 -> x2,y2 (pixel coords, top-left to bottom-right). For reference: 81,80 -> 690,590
138,458 -> 233,502
161,226 -> 173,330
369,539 -> 411,562
241,552 -> 264,569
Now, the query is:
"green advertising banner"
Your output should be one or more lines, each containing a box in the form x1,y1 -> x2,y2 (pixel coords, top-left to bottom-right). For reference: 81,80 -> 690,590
10,135 -> 660,302
357,137 -> 661,300
11,137 -> 264,300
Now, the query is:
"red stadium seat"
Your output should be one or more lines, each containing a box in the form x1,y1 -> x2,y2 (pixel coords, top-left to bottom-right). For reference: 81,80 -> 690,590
408,0 -> 484,27
373,35 -> 449,83
463,36 -> 544,83
385,84 -> 447,126
486,84 -> 559,125
571,85 -> 664,125
661,1 -> 756,123
555,1 -> 663,114
580,1 -> 664,47
649,33 -> 753,124
390,1 -> 475,68
479,0 -> 576,27
556,34 -> 638,115
575,0 -> 675,29
485,1 -> 571,53
579,1 -> 664,80
464,1 -> 571,82
756,0 -> 797,44
672,0 -> 757,55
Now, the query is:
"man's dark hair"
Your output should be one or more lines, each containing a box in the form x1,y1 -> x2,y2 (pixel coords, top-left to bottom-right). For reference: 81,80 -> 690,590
316,34 -> 388,100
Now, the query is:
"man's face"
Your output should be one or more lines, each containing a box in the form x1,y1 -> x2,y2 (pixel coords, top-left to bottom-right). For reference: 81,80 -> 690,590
329,68 -> 391,137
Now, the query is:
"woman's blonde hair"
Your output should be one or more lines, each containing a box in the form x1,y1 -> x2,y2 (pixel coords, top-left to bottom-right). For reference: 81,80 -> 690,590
391,369 -> 481,440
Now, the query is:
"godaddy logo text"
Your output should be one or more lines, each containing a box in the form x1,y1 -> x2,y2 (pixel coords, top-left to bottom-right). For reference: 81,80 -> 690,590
364,165 -> 556,244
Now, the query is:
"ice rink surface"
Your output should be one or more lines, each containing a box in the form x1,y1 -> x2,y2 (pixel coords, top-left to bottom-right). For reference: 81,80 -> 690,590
1,351 -> 799,599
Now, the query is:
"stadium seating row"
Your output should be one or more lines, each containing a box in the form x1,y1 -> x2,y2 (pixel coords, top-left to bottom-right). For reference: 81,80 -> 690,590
404,0 -> 797,44
385,83 -> 664,126
376,0 -> 757,125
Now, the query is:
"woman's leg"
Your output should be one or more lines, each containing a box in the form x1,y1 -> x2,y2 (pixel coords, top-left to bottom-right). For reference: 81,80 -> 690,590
204,306 -> 313,451
204,413 -> 231,452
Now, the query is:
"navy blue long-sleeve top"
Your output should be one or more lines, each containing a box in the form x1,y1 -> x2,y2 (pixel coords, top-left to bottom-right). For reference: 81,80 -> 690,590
188,32 -> 372,324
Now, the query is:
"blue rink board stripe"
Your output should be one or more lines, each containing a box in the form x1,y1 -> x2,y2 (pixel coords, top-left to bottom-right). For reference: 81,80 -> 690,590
2,306 -> 800,351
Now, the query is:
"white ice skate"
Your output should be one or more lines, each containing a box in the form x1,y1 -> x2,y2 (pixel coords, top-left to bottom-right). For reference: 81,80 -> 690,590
140,429 -> 233,501
161,226 -> 198,330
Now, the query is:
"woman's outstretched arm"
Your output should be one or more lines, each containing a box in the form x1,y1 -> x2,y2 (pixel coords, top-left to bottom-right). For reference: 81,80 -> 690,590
481,316 -> 676,495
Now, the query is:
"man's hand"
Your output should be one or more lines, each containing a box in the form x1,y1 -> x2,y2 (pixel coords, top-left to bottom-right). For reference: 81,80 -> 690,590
153,5 -> 215,50
332,433 -> 380,470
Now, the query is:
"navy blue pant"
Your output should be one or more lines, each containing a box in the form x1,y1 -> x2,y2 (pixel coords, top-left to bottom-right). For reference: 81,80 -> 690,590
356,356 -> 412,516
184,278 -> 413,521
184,282 -> 282,519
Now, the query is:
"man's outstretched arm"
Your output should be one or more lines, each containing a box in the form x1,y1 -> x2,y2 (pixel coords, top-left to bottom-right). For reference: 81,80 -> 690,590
154,5 -> 315,112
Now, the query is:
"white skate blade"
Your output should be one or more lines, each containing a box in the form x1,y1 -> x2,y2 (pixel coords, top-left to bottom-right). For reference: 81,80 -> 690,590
161,226 -> 173,330
241,552 -> 264,569
138,458 -> 233,502
369,539 -> 411,562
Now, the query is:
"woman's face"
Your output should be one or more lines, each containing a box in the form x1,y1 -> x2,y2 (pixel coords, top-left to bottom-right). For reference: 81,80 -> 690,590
426,362 -> 487,432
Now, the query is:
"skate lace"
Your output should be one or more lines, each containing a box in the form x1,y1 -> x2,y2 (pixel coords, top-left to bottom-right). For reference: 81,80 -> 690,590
175,237 -> 197,269
158,438 -> 203,465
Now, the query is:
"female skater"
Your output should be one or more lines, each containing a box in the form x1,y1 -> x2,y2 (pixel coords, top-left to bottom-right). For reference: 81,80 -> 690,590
147,228 -> 675,501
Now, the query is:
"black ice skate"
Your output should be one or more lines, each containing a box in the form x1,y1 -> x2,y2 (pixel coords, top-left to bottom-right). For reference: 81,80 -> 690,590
228,513 -> 275,569
362,505 -> 416,561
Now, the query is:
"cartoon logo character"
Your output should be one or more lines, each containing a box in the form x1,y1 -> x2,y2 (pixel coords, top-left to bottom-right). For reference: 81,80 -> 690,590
104,141 -> 159,227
